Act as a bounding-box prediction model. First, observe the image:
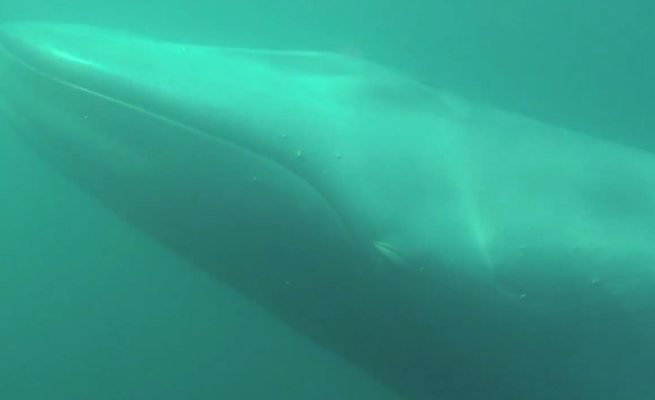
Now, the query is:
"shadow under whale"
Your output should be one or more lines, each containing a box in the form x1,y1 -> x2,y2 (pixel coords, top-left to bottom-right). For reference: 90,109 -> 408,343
1,22 -> 654,400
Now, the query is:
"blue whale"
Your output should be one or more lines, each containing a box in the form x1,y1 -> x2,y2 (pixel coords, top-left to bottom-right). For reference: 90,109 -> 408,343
1,22 -> 654,400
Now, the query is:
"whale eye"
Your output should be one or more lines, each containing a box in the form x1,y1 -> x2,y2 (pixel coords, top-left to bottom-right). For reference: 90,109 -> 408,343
373,241 -> 407,268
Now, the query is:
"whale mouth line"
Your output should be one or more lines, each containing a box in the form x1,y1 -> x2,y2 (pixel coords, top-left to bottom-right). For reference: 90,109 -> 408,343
0,27 -> 369,256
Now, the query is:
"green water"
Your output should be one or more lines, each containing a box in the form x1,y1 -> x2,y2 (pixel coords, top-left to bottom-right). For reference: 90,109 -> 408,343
0,1 -> 653,399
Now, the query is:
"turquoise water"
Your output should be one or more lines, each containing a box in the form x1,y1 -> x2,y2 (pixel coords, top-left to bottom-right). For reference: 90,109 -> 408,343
0,1 -> 653,400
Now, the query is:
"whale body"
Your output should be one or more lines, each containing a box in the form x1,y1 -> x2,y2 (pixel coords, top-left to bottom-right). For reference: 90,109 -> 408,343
1,22 -> 654,400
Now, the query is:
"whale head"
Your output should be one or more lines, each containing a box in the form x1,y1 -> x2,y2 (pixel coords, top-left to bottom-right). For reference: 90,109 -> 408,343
0,22 -> 379,271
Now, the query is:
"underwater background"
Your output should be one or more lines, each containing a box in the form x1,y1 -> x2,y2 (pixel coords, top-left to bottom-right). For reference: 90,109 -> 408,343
0,0 -> 653,399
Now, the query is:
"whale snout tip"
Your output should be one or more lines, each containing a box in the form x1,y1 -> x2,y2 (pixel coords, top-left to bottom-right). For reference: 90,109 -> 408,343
0,21 -> 90,58
0,22 -> 51,61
